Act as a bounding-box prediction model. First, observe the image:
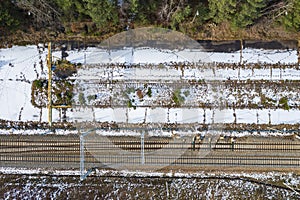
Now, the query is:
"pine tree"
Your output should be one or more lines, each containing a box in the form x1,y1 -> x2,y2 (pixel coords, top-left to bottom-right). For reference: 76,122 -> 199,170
0,1 -> 20,31
233,0 -> 266,28
170,6 -> 191,30
129,0 -> 139,16
55,0 -> 86,21
281,0 -> 300,31
208,0 -> 237,24
136,0 -> 159,24
83,0 -> 119,28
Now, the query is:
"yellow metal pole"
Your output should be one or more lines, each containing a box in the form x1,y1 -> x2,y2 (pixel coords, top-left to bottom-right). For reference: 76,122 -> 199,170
47,42 -> 52,127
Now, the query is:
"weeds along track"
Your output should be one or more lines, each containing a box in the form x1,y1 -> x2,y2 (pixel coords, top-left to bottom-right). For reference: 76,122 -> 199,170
83,62 -> 300,70
1,121 -> 300,133
68,79 -> 300,109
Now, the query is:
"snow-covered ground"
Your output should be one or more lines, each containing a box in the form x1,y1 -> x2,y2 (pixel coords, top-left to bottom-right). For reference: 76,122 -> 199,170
90,107 -> 300,124
1,127 -> 298,138
0,44 -> 299,124
0,45 -> 47,122
67,47 -> 297,65
0,166 -> 299,182
75,64 -> 300,81
0,167 -> 299,199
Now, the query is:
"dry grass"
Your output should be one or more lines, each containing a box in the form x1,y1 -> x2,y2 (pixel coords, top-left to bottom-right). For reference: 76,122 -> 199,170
1,20 -> 300,46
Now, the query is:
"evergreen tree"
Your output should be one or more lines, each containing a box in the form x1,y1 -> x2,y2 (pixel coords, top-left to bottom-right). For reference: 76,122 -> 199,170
0,1 -> 20,31
281,0 -> 300,31
129,0 -> 139,17
136,0 -> 159,24
83,0 -> 119,28
170,6 -> 191,30
208,0 -> 236,24
233,0 -> 266,28
55,0 -> 86,21
193,2 -> 210,25
0,10 -> 18,28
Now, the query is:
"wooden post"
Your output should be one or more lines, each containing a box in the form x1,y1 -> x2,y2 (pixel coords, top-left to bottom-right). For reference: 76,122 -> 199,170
203,108 -> 206,124
240,39 -> 244,79
231,138 -> 235,151
233,106 -> 237,124
270,66 -> 272,80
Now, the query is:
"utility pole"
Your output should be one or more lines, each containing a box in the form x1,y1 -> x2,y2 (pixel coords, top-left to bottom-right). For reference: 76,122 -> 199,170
80,134 -> 85,180
47,42 -> 52,127
80,130 -> 94,181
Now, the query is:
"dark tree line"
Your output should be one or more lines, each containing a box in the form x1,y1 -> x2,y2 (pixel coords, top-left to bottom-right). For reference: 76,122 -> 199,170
1,0 -> 300,37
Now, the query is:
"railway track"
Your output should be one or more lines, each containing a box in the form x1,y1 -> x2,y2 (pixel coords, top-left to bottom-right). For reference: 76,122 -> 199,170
1,154 -> 299,168
1,136 -> 300,168
1,138 -> 300,152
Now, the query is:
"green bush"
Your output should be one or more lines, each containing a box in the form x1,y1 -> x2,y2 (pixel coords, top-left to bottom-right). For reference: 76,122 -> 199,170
183,90 -> 190,97
128,99 -> 136,109
172,89 -> 185,106
33,79 -> 45,89
78,93 -> 86,105
87,95 -> 96,103
146,87 -> 152,97
279,97 -> 290,110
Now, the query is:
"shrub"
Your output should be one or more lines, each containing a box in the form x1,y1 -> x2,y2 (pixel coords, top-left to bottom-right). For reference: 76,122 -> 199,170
87,95 -> 96,103
33,79 -> 45,89
78,93 -> 86,105
279,97 -> 290,110
183,90 -> 190,97
172,89 -> 185,106
146,87 -> 152,97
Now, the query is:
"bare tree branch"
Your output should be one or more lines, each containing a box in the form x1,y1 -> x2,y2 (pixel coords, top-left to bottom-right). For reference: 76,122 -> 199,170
261,0 -> 293,21
158,0 -> 186,23
14,0 -> 61,26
